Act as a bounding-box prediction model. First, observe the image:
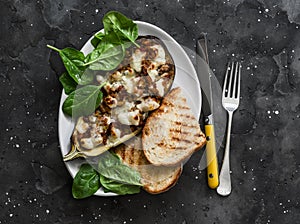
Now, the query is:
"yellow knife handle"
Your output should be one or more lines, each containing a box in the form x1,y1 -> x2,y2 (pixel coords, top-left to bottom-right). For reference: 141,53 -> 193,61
205,124 -> 219,189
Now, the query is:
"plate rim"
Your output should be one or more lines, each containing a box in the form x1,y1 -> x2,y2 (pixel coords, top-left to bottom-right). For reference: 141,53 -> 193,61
58,21 -> 202,197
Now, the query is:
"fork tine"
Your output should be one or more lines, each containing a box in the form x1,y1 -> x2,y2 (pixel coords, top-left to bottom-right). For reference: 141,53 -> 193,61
222,62 -> 231,98
237,62 -> 241,99
227,62 -> 234,97
232,62 -> 239,98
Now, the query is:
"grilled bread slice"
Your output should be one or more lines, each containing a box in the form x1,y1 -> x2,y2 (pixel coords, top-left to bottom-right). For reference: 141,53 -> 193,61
113,136 -> 182,194
142,87 -> 206,166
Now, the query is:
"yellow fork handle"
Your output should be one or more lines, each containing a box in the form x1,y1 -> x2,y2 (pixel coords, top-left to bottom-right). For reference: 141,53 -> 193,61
205,124 -> 219,189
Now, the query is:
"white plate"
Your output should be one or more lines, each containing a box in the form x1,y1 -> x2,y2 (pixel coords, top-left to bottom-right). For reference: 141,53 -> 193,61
58,21 -> 202,196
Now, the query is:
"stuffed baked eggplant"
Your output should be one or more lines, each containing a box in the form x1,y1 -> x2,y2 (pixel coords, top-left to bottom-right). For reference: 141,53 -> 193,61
64,36 -> 176,161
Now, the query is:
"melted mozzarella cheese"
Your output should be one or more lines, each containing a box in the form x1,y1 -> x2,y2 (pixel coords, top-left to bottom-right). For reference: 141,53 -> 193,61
148,69 -> 158,82
103,83 -> 111,93
111,71 -> 122,81
117,110 -> 140,126
105,96 -> 118,108
156,79 -> 165,97
121,76 -> 134,94
110,126 -> 121,139
96,75 -> 105,83
131,49 -> 146,72
80,138 -> 94,149
110,82 -> 122,92
137,98 -> 160,112
92,134 -> 103,145
76,118 -> 89,134
88,115 -> 97,123
118,112 -> 131,125
128,110 -> 140,126
151,45 -> 166,65
116,101 -> 140,126
122,101 -> 135,112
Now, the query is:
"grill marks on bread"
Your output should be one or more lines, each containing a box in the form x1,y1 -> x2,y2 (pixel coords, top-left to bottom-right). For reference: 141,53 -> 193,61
113,136 -> 182,194
142,87 -> 206,166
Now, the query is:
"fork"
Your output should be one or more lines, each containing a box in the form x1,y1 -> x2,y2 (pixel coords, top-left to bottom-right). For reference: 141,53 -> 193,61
216,62 -> 241,196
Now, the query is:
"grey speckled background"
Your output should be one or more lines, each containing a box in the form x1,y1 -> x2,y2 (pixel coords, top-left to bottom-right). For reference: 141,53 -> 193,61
1,0 -> 300,223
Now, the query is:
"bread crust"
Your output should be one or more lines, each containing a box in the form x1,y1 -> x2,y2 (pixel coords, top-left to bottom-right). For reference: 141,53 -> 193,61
113,136 -> 182,194
142,165 -> 182,194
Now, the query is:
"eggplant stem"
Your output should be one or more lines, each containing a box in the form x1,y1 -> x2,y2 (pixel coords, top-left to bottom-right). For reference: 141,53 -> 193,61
63,145 -> 85,161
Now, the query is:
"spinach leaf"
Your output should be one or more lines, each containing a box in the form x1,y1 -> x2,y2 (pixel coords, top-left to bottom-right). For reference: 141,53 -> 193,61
62,84 -> 104,117
100,175 -> 140,195
47,45 -> 85,83
59,72 -> 77,95
84,32 -> 125,71
72,164 -> 100,199
102,11 -> 139,47
78,69 -> 95,85
91,32 -> 106,48
98,152 -> 142,186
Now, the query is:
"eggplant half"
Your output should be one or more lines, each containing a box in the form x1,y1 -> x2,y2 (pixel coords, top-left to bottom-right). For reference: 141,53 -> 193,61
64,36 -> 176,161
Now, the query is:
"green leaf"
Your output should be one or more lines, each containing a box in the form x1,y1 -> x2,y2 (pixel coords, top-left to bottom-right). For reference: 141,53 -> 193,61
47,45 -> 85,83
59,72 -> 77,95
86,43 -> 125,71
84,32 -> 125,71
60,48 -> 85,67
72,164 -> 100,199
62,84 -> 104,117
100,175 -> 140,195
98,152 -> 142,186
102,11 -> 139,46
59,48 -> 85,83
91,32 -> 106,48
78,69 -> 95,85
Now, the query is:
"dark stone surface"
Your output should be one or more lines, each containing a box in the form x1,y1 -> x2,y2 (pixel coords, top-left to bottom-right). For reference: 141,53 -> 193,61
1,0 -> 300,223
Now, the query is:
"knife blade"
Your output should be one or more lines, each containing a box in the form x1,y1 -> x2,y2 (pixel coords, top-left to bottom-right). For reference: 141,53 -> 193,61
196,33 -> 219,189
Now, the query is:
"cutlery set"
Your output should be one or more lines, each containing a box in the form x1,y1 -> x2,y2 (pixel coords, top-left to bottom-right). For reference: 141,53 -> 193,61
196,34 -> 241,196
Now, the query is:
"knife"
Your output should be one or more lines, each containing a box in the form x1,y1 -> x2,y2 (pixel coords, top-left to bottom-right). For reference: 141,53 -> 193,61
196,33 -> 219,189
